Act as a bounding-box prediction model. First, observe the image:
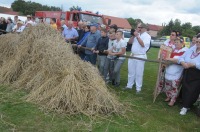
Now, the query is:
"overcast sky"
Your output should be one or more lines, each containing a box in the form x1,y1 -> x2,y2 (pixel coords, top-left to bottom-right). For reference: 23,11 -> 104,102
1,0 -> 200,26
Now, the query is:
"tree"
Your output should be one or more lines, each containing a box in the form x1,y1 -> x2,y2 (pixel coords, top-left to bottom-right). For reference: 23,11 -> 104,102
158,19 -> 198,38
11,0 -> 26,15
69,6 -> 82,11
11,0 -> 61,16
127,18 -> 143,29
192,26 -> 200,35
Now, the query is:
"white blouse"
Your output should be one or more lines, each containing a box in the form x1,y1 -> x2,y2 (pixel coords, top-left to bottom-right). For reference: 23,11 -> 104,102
165,47 -> 188,80
178,45 -> 200,70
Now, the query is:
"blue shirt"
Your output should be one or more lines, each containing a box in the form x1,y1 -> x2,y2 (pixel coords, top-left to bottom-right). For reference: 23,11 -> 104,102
77,32 -> 90,45
62,27 -> 78,39
178,45 -> 200,70
81,31 -> 101,54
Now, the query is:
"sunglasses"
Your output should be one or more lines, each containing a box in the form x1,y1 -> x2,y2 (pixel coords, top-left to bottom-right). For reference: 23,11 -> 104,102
137,27 -> 143,28
170,34 -> 176,36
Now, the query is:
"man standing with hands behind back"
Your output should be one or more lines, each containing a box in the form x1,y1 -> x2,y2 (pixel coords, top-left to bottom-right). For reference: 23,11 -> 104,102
124,23 -> 151,93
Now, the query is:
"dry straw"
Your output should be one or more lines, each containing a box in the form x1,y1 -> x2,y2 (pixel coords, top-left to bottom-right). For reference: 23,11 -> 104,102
0,24 -> 123,116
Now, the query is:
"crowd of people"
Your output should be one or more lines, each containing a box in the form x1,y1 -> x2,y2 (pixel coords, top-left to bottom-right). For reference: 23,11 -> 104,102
1,15 -> 200,117
0,15 -> 37,34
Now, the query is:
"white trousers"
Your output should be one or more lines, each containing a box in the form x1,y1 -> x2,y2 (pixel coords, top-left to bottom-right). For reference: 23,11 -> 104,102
126,55 -> 146,91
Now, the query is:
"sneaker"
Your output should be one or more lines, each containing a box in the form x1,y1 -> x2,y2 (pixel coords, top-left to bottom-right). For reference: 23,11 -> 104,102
123,86 -> 132,90
136,90 -> 141,94
180,107 -> 188,115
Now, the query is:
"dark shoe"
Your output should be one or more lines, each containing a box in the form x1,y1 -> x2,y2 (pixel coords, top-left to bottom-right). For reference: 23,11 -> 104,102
112,80 -> 115,85
114,82 -> 120,87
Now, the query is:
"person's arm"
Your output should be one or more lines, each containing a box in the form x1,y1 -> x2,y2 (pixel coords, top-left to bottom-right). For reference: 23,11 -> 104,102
77,32 -> 89,45
78,34 -> 89,47
128,36 -> 134,44
109,41 -> 126,56
177,51 -> 187,64
134,31 -> 144,47
110,47 -> 126,56
136,36 -> 144,47
165,58 -> 178,63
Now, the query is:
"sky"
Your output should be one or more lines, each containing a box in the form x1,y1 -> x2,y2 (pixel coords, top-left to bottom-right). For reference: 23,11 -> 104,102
1,0 -> 200,26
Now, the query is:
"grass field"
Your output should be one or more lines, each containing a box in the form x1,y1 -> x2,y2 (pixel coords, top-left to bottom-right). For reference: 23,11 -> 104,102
0,48 -> 200,132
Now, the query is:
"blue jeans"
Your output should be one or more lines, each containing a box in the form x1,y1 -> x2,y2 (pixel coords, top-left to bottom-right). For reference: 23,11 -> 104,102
84,54 -> 97,65
98,55 -> 107,76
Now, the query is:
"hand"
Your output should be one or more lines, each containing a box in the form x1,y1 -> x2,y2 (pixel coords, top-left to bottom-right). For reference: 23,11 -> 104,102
91,48 -> 94,51
186,63 -> 195,68
109,52 -> 116,56
103,50 -> 109,54
93,50 -> 99,54
78,45 -> 82,48
134,31 -> 139,37
65,38 -> 71,41
181,62 -> 190,69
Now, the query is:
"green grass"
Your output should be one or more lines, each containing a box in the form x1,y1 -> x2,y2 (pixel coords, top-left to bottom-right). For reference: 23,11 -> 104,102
0,48 -> 200,132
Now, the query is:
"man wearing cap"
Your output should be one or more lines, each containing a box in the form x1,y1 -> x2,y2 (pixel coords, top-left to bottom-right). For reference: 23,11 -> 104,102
125,23 -> 151,93
78,23 -> 101,65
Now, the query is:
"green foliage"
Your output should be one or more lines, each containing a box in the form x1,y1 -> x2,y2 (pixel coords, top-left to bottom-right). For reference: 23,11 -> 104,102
69,6 -> 82,11
192,26 -> 200,35
127,18 -> 143,29
11,0 -> 61,16
158,19 -> 198,38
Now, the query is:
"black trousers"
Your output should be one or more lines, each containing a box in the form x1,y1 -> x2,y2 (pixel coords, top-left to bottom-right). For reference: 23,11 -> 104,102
182,68 -> 200,108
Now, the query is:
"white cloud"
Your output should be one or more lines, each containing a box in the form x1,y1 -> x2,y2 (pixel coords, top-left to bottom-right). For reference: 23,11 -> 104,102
1,0 -> 200,26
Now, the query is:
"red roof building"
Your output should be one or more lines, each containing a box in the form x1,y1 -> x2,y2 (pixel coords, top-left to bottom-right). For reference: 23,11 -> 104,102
0,6 -> 19,15
103,15 -> 132,30
147,24 -> 163,37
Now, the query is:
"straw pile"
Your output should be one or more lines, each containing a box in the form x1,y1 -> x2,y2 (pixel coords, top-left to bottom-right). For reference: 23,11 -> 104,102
0,24 -> 123,116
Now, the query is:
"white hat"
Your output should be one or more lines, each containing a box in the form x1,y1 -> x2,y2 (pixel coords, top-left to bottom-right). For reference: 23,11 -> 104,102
17,21 -> 24,24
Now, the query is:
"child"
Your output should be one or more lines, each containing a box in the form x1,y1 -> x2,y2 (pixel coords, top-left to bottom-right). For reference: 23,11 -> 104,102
108,30 -> 126,87
103,31 -> 116,83
93,28 -> 109,76
164,37 -> 188,106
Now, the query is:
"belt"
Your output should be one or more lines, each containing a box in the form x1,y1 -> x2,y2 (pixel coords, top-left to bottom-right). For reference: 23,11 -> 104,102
130,53 -> 145,57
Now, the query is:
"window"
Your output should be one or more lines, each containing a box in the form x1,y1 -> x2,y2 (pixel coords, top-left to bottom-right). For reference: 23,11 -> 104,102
80,13 -> 103,24
124,32 -> 131,38
61,13 -> 66,20
73,13 -> 80,21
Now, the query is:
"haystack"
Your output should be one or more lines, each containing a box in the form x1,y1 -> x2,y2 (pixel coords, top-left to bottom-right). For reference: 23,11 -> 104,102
0,24 -> 123,116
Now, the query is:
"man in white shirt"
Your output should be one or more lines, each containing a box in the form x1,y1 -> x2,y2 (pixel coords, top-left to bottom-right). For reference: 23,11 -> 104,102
125,23 -> 151,93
